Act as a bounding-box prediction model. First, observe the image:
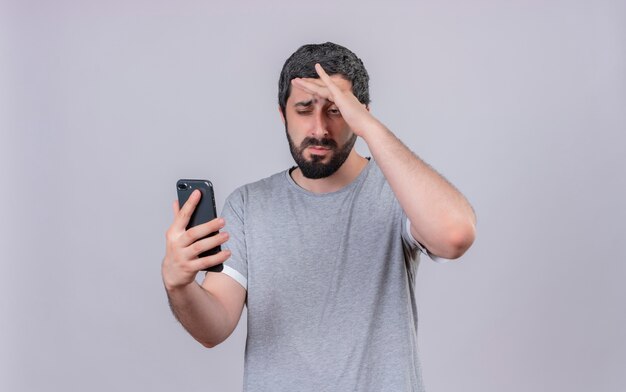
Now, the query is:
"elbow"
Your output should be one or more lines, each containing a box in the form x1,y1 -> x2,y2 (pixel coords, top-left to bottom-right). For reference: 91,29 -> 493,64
198,333 -> 228,349
198,324 -> 235,349
200,338 -> 222,349
437,222 -> 476,260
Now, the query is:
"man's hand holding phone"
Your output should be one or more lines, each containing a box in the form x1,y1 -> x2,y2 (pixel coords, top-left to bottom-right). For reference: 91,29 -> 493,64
162,189 -> 231,291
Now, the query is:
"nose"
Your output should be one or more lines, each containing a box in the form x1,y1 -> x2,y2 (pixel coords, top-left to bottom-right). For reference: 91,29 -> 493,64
310,110 -> 329,138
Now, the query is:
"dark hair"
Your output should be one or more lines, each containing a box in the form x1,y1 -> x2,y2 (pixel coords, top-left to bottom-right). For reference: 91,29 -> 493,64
278,42 -> 370,115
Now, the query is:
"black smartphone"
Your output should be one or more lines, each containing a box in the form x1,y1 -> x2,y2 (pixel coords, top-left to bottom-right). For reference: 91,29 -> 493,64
176,179 -> 223,273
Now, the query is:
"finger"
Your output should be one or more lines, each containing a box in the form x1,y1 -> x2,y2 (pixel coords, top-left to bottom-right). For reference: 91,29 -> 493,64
184,231 -> 229,258
174,189 -> 201,231
315,63 -> 343,96
297,77 -> 326,87
315,63 -> 330,78
165,200 -> 183,241
291,78 -> 331,100
192,249 -> 232,271
180,217 -> 226,247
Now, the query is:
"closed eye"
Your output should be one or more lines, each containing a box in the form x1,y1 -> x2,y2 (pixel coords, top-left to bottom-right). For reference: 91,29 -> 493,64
327,107 -> 341,116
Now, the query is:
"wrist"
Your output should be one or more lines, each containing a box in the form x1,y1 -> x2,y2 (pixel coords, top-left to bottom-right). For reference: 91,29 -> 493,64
164,281 -> 198,302
162,269 -> 196,293
357,117 -> 388,143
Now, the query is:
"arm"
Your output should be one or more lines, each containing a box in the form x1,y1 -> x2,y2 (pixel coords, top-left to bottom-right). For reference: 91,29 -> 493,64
162,190 -> 246,347
165,273 -> 246,348
292,64 -> 476,259
358,123 -> 476,259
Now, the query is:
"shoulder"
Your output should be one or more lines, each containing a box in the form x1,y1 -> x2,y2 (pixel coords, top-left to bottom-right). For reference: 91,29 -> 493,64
367,159 -> 384,178
361,158 -> 390,190
223,169 -> 290,210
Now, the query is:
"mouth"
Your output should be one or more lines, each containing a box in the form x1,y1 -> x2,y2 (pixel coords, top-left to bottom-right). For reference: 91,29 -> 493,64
307,146 -> 331,154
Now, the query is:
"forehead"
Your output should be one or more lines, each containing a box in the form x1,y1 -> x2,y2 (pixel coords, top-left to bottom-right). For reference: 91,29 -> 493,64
288,75 -> 353,103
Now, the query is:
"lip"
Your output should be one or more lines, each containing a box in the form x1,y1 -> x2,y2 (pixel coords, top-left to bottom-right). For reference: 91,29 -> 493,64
308,146 -> 330,153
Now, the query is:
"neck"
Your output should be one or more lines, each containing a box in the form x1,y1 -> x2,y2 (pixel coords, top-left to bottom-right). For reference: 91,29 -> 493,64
290,150 -> 369,194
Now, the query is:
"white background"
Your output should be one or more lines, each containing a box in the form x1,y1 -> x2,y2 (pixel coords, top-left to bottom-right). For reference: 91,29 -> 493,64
1,0 -> 625,391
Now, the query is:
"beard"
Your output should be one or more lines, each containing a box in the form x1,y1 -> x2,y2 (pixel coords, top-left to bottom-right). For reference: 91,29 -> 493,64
286,125 -> 357,179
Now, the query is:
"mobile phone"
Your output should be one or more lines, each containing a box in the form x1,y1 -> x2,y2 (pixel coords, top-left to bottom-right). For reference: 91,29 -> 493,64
176,179 -> 223,273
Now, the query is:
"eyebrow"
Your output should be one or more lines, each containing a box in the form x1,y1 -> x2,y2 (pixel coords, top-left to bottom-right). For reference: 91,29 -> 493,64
294,99 -> 315,107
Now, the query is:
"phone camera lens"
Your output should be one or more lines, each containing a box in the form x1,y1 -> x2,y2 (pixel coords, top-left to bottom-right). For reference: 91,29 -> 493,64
177,183 -> 188,191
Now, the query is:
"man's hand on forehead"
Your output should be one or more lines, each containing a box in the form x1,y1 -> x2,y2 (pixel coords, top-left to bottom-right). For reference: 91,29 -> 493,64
291,63 -> 347,103
291,63 -> 375,137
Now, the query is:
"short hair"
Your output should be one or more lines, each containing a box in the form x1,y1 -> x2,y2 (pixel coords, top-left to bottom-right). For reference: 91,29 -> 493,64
278,42 -> 370,115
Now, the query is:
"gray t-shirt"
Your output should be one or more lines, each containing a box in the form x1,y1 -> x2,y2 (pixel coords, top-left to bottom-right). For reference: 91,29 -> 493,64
220,159 -> 427,392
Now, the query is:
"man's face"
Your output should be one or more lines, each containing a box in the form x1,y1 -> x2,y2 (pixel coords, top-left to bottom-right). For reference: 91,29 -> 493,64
282,75 -> 357,179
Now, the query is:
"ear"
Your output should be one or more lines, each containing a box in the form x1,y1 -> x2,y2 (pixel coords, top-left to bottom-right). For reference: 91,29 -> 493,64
278,105 -> 286,124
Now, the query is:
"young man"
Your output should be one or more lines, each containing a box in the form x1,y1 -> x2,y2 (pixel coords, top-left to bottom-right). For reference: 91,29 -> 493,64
162,42 -> 476,391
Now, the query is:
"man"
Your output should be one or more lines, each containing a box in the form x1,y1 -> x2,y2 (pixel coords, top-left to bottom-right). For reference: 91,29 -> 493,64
162,42 -> 476,391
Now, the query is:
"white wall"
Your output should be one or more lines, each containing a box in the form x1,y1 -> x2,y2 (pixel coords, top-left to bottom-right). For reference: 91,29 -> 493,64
1,0 -> 624,391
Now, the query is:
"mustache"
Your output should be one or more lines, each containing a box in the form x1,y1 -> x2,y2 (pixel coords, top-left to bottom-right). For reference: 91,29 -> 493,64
300,137 -> 338,149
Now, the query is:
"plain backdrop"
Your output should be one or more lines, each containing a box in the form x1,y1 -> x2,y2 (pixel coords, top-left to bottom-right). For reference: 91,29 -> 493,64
1,0 -> 625,391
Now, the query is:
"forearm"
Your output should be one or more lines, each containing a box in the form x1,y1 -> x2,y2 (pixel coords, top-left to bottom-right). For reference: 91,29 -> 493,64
165,281 -> 232,348
361,119 -> 476,258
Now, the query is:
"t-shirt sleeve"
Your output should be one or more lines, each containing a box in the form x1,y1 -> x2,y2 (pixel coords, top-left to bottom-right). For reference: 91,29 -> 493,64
403,216 -> 448,264
219,188 -> 248,290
